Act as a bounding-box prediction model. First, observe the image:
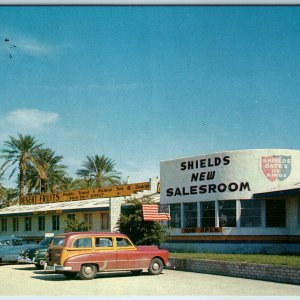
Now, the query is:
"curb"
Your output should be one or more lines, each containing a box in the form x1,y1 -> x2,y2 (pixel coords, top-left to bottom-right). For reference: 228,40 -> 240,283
167,257 -> 300,285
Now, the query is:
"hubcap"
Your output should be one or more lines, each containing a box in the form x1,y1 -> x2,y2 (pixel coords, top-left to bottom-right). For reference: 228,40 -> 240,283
84,266 -> 92,274
152,262 -> 160,270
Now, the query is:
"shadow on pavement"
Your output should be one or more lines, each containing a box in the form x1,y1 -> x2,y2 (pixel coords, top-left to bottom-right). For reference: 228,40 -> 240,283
31,274 -> 68,281
13,265 -> 36,271
31,271 -> 150,281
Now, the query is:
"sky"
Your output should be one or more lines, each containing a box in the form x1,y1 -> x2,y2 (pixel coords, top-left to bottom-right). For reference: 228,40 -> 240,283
0,5 -> 300,187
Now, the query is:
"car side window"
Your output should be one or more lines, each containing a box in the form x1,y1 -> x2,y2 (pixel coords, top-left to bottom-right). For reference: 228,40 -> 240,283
95,237 -> 113,248
0,240 -> 9,246
116,238 -> 132,247
12,239 -> 23,246
73,238 -> 92,248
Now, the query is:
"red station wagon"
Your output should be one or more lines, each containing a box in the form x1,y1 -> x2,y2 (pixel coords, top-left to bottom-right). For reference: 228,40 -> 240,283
44,232 -> 169,280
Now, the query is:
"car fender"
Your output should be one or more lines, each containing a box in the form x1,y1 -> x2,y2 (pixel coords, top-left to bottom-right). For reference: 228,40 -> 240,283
64,253 -> 100,272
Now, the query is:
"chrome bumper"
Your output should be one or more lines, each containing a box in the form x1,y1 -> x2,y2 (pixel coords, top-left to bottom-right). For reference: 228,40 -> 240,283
18,256 -> 35,264
44,263 -> 72,271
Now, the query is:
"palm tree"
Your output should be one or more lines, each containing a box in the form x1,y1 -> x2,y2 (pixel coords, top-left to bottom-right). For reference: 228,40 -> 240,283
26,148 -> 68,193
0,187 -> 18,208
0,171 -> 6,201
0,134 -> 43,197
60,177 -> 90,191
76,154 -> 122,188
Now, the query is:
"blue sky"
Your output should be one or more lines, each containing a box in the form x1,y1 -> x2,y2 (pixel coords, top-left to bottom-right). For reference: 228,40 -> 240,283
0,6 -> 300,187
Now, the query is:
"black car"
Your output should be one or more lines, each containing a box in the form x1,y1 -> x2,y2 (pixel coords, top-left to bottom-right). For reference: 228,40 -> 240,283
18,237 -> 53,269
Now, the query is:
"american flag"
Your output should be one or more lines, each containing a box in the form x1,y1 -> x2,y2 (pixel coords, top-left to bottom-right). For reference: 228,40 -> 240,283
142,204 -> 171,221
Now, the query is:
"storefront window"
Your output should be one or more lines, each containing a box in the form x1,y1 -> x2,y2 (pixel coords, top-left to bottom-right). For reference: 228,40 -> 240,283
25,217 -> 32,231
169,204 -> 181,228
298,199 -> 300,227
67,214 -> 75,220
1,218 -> 7,232
52,215 -> 60,230
218,200 -> 236,227
266,199 -> 286,227
100,212 -> 109,230
13,217 -> 19,231
240,200 -> 261,227
84,213 -> 93,229
200,201 -> 215,227
183,202 -> 197,228
38,216 -> 45,231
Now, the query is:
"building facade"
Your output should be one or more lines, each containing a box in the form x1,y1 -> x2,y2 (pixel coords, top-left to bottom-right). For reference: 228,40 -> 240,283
0,179 -> 159,243
160,149 -> 300,253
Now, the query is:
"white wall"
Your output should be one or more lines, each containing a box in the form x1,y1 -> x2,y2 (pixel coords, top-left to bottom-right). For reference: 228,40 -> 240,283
160,149 -> 300,204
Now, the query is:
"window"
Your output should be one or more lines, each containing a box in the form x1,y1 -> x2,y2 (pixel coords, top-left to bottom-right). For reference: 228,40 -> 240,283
12,239 -> 23,246
218,200 -> 236,227
38,216 -> 45,231
266,199 -> 286,227
84,213 -> 93,229
116,237 -> 132,247
298,199 -> 300,227
52,215 -> 60,231
67,214 -> 75,220
13,217 -> 19,231
100,213 -> 109,230
52,237 -> 65,246
95,237 -> 113,247
73,238 -> 92,248
0,239 -> 10,246
169,204 -> 181,228
25,217 -> 32,231
200,201 -> 215,227
240,200 -> 262,227
1,218 -> 7,232
183,202 -> 197,228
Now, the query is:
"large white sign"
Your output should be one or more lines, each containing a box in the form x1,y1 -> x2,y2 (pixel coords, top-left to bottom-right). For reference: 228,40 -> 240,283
160,149 -> 300,204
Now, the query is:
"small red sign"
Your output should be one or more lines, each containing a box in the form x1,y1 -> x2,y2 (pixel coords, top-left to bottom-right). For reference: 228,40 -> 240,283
261,155 -> 291,182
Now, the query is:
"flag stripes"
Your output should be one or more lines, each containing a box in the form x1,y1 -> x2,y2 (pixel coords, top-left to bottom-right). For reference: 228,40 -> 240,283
142,204 -> 170,221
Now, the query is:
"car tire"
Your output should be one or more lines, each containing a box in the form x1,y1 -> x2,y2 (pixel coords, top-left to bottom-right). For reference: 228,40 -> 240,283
35,264 -> 44,270
79,264 -> 97,280
131,270 -> 142,276
63,272 -> 77,279
148,258 -> 163,275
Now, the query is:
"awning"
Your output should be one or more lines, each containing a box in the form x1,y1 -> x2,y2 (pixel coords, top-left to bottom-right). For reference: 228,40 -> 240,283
253,187 -> 300,199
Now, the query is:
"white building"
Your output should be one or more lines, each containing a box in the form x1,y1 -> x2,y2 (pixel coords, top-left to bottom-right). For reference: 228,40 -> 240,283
160,149 -> 300,253
0,179 -> 159,243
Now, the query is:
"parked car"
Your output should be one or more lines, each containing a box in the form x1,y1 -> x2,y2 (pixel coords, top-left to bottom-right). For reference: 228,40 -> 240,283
0,236 -> 36,263
18,237 -> 54,269
45,231 -> 169,280
32,247 -> 49,269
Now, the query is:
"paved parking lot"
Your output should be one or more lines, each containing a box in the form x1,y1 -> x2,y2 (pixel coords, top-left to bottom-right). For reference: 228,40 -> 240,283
1,263 -> 300,296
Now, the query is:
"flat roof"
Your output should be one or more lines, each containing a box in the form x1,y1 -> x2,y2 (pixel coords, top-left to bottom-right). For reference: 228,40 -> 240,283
0,197 -> 110,216
0,193 -> 160,216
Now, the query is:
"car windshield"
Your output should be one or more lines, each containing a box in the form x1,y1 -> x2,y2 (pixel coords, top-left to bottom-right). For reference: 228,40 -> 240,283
39,237 -> 53,246
52,237 -> 65,247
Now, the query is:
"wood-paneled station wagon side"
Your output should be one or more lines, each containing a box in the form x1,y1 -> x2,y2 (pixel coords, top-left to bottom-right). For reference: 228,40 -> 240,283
44,232 -> 169,280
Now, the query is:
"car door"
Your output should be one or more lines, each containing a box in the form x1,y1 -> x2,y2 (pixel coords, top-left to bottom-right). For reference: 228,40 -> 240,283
93,237 -> 117,271
115,237 -> 140,269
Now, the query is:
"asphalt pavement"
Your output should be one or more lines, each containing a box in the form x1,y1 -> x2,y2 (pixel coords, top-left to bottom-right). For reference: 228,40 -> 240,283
0,263 -> 300,296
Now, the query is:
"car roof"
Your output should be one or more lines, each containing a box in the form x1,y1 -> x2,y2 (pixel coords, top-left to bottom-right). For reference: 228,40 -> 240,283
55,232 -> 128,239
